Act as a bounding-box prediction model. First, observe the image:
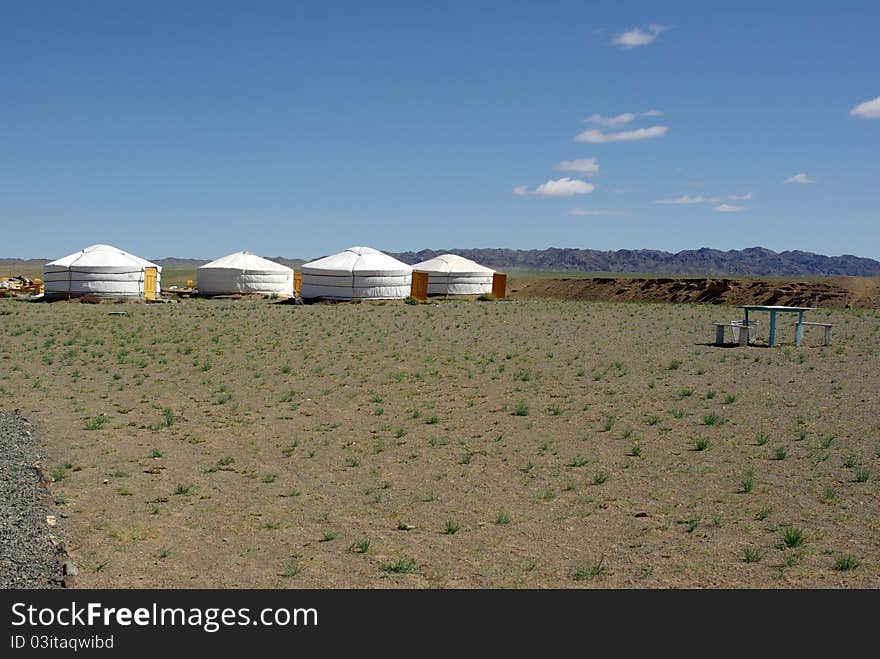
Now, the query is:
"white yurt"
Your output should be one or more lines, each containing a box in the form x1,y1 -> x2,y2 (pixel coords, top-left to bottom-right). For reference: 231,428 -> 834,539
197,251 -> 294,296
43,244 -> 161,299
412,254 -> 495,295
300,246 -> 412,300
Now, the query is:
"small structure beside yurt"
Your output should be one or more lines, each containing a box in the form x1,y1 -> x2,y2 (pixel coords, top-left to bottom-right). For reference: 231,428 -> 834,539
197,252 -> 294,297
300,246 -> 412,300
411,254 -> 495,296
43,244 -> 161,300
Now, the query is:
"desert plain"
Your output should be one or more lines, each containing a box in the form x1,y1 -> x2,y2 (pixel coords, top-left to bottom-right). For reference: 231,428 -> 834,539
1,292 -> 878,587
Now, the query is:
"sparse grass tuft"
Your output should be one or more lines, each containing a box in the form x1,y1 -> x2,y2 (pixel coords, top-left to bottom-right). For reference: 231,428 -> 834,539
854,466 -> 871,483
780,526 -> 805,549
382,557 -> 417,574
350,539 -> 371,554
573,556 -> 608,580
833,555 -> 859,572
694,438 -> 711,451
820,485 -> 837,503
84,414 -> 108,431
743,547 -> 762,563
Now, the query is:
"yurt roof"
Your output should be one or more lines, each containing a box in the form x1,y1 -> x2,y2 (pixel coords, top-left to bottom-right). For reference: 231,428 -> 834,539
198,251 -> 292,273
301,246 -> 411,276
45,244 -> 160,270
412,254 -> 495,275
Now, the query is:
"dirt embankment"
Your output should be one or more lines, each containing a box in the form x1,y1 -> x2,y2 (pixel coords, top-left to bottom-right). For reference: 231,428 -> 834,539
508,276 -> 880,309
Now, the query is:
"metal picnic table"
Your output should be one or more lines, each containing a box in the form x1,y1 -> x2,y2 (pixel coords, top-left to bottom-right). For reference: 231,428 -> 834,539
739,305 -> 815,347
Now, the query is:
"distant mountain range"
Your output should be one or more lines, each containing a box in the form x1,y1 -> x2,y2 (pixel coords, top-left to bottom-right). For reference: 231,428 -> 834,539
389,247 -> 880,277
3,247 -> 879,277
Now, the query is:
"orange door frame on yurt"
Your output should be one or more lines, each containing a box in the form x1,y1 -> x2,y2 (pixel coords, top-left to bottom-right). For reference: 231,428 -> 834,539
144,267 -> 158,301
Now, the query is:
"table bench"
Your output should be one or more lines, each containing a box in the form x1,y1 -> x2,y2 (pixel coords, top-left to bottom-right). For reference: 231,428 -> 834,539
713,321 -> 752,346
740,305 -> 814,347
802,321 -> 833,346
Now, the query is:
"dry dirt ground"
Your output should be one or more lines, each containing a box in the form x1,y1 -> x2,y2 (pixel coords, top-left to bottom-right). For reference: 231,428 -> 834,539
508,276 -> 880,309
1,297 -> 878,588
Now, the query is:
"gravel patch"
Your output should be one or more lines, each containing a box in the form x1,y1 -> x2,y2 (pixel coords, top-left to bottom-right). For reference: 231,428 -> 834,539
0,410 -> 65,588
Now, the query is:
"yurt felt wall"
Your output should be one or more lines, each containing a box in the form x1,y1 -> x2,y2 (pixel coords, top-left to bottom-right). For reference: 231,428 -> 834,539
197,252 -> 294,296
43,244 -> 162,299
300,246 -> 412,300
412,254 -> 495,295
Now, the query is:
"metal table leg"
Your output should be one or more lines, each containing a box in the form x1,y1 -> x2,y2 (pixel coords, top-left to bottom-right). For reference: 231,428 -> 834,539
769,310 -> 777,346
796,310 -> 804,347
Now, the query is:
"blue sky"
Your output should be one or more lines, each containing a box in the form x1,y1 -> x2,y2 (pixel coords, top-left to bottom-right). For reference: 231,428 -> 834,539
2,1 -> 878,260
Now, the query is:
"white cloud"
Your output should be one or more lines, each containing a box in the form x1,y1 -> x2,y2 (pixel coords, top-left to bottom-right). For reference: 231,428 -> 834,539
585,112 -> 637,127
612,24 -> 671,49
514,178 -> 595,198
713,204 -> 747,213
849,96 -> 880,119
784,173 -> 815,185
655,194 -> 718,205
656,191 -> 753,205
576,125 -> 668,143
567,208 -> 625,216
534,178 -> 594,197
557,158 -> 600,176
584,110 -> 664,126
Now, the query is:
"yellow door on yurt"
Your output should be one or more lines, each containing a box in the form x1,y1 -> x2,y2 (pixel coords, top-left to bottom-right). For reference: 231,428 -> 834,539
144,267 -> 157,300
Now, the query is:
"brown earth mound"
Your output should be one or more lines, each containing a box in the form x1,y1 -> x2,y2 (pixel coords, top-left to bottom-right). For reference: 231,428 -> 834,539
508,276 -> 880,309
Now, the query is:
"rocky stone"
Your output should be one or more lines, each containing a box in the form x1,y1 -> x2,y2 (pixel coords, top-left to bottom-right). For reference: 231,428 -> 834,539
0,410 -> 65,588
